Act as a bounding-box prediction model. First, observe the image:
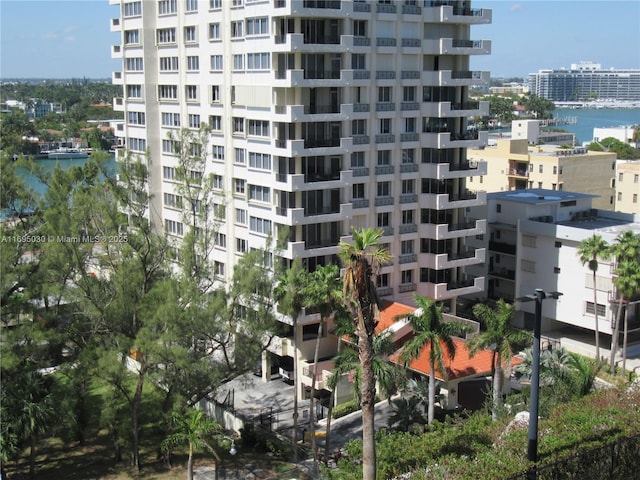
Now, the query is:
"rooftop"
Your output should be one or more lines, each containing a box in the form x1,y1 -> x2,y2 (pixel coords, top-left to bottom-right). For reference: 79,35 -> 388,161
488,189 -> 596,205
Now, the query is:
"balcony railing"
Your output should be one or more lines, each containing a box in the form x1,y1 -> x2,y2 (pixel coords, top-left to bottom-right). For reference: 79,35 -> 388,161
399,254 -> 417,264
375,134 -> 395,143
451,101 -> 480,110
399,224 -> 418,234
449,220 -> 476,231
353,2 -> 370,12
352,167 -> 369,177
376,102 -> 396,112
376,3 -> 396,13
352,135 -> 370,145
402,4 -> 421,14
353,70 -> 371,80
376,37 -> 397,47
401,102 -> 420,111
353,37 -> 371,46
450,131 -> 479,141
401,70 -> 420,79
375,196 -> 394,206
303,70 -> 341,80
352,199 -> 369,209
449,249 -> 477,261
399,194 -> 417,204
304,137 -> 341,148
376,70 -> 396,79
402,38 -> 421,47
353,103 -> 370,112
304,104 -> 341,114
375,165 -> 394,175
303,0 -> 341,9
489,241 -> 516,255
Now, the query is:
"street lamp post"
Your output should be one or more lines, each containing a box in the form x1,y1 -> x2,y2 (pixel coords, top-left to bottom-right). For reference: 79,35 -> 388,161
516,288 -> 562,478
215,435 -> 237,480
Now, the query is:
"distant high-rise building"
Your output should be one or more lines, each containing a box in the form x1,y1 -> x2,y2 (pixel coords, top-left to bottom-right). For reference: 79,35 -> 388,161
528,61 -> 640,102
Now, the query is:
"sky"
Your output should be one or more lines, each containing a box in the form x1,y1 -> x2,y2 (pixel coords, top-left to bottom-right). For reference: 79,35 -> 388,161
0,0 -> 639,79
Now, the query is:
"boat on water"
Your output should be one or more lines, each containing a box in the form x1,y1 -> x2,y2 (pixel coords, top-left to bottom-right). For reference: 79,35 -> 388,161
38,149 -> 90,160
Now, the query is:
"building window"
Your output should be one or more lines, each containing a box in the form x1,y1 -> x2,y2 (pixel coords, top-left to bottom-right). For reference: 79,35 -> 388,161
163,166 -> 176,180
187,56 -> 199,71
250,216 -> 272,235
209,115 -> 221,130
522,234 -> 537,247
539,164 -> 543,173
215,232 -> 226,248
186,0 -> 198,11
157,28 -> 176,44
351,53 -> 366,70
214,261 -> 225,277
231,21 -> 243,38
553,267 -> 561,274
248,120 -> 270,136
351,151 -> 365,167
188,114 -> 200,129
618,192 -> 623,201
124,2 -> 142,17
353,20 -> 366,36
521,259 -> 536,273
126,84 -> 142,98
586,301 -> 606,316
246,17 -> 268,35
185,85 -> 198,101
234,178 -> 246,195
619,172 -> 624,182
496,203 -> 502,213
401,270 -> 414,285
404,117 -> 416,133
352,183 -> 365,199
211,85 -> 221,102
213,174 -> 223,190
634,174 -> 639,184
378,86 -> 392,102
249,152 -> 271,170
376,274 -> 390,288
377,150 -> 391,165
633,194 -> 638,204
210,55 -> 223,71
402,209 -> 414,225
212,145 -> 225,160
232,117 -> 245,133
184,26 -> 197,42
162,139 -> 179,154
158,0 -> 177,15
236,238 -> 248,253
128,138 -> 146,151
249,185 -> 270,202
247,52 -> 270,69
402,179 -> 415,194
401,239 -> 414,255
164,192 -> 183,209
125,57 -> 144,71
165,219 -> 184,236
235,208 -> 247,225
159,56 -> 179,71
232,54 -> 244,70
377,212 -> 390,228
352,119 -> 367,136
235,148 -> 246,164
379,118 -> 392,134
555,241 -> 562,248
553,165 -> 557,174
209,22 -> 221,40
127,111 -> 145,125
210,0 -> 222,8
377,181 -> 391,197
124,29 -> 140,44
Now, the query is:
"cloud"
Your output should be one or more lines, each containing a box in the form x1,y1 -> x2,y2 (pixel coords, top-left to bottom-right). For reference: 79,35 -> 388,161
40,32 -> 58,40
64,26 -> 79,34
64,36 -> 76,42
510,3 -> 524,12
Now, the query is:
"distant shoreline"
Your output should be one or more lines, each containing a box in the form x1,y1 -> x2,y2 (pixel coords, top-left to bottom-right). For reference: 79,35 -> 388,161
553,101 -> 640,109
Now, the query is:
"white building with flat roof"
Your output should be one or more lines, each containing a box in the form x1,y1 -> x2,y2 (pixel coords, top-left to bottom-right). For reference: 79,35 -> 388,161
465,189 -> 640,361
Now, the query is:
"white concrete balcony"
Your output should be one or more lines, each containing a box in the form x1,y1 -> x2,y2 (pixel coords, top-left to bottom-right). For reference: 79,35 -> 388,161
422,38 -> 491,56
300,359 -> 335,390
423,5 -> 492,25
421,100 -> 490,118
267,335 -> 294,357
421,70 -> 491,87
273,69 -> 348,88
272,33 -> 357,54
112,71 -> 123,85
273,169 -> 352,192
420,130 -> 488,149
423,276 -> 485,301
273,137 -> 352,157
419,248 -> 486,270
419,160 -> 486,180
419,219 -> 487,241
272,103 -> 352,122
276,0 -> 348,18
421,191 -> 487,210
111,45 -> 122,59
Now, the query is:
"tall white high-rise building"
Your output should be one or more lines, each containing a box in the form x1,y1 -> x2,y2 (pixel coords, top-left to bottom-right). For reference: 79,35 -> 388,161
109,1 -> 491,383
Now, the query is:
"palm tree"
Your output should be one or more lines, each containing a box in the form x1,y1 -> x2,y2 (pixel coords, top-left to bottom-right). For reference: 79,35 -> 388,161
339,227 -> 392,480
273,258 -> 309,462
302,263 -> 342,462
398,295 -> 471,424
613,259 -> 640,373
467,300 -> 531,421
577,234 -> 610,361
609,231 -> 640,373
388,396 -> 424,432
162,409 -> 222,480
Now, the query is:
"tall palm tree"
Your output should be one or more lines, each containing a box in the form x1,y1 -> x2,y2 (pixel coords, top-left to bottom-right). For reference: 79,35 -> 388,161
613,259 -> 640,372
467,299 -> 531,421
339,228 -> 392,480
302,263 -> 342,462
273,258 -> 309,462
162,409 -> 222,480
398,295 -> 471,424
609,231 -> 640,373
577,234 -> 610,361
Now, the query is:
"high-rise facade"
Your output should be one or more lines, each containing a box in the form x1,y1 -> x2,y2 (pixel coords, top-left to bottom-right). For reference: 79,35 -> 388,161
109,0 -> 490,308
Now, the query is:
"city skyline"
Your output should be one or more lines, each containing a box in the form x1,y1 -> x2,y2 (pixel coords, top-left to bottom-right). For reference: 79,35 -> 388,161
0,0 -> 639,80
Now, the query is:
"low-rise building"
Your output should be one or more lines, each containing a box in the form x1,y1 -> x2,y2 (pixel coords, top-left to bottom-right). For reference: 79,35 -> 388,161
615,160 -> 640,214
465,189 -> 640,361
468,138 -> 616,210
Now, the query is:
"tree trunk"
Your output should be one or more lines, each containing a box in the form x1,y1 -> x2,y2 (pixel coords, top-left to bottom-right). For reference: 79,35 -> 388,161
29,434 -> 36,480
622,306 -> 629,373
592,270 -> 600,361
131,368 -> 145,471
324,337 -> 342,463
428,359 -> 436,424
292,319 -> 299,463
187,444 -> 194,480
610,298 -> 624,373
493,354 -> 503,422
358,323 -> 376,480
309,319 -> 323,463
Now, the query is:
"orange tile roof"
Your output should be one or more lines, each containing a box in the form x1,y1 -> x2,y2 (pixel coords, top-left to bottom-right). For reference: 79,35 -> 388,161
342,300 -> 415,344
390,339 -> 523,381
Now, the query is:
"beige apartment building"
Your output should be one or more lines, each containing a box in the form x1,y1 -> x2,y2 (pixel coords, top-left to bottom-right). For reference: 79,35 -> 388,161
467,139 -> 616,210
615,160 -> 640,214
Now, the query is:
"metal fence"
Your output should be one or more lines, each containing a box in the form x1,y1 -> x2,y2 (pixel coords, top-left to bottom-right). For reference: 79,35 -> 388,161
507,433 -> 640,479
